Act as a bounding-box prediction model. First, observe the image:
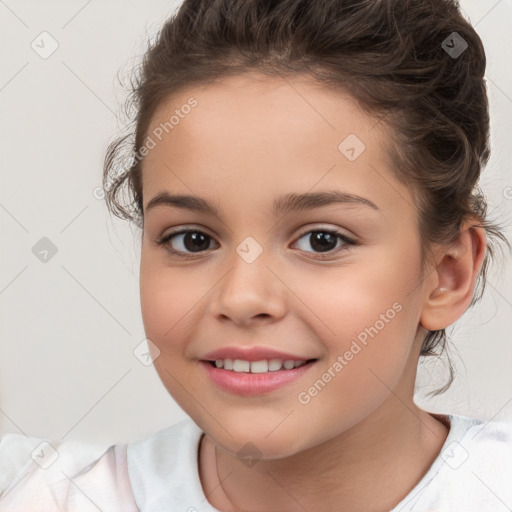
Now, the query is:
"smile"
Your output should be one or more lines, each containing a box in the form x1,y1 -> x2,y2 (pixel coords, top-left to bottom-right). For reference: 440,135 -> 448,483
200,359 -> 318,395
210,358 -> 312,373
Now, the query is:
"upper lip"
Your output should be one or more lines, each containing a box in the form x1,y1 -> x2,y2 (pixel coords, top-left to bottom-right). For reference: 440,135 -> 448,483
200,346 -> 317,362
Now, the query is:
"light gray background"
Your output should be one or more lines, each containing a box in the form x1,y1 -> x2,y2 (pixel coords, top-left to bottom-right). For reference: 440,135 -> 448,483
1,0 -> 511,447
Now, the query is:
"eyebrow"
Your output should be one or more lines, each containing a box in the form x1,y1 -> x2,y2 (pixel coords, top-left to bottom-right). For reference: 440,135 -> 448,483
145,190 -> 379,218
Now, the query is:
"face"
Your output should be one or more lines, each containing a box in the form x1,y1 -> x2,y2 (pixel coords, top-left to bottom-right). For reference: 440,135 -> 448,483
139,72 -> 430,459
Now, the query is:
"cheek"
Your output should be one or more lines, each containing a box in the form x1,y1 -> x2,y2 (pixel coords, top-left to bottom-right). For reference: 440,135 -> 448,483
290,271 -> 420,446
298,248 -> 421,338
139,259 -> 208,403
140,257 -> 198,351
293,247 -> 423,383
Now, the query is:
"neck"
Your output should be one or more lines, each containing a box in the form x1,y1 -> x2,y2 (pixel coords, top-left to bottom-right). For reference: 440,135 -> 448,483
199,400 -> 449,512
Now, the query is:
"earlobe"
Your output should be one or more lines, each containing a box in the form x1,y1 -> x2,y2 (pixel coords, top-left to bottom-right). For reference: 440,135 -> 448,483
420,224 -> 486,331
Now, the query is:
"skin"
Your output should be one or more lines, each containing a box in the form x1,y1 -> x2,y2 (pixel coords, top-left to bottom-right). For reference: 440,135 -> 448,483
139,71 -> 486,511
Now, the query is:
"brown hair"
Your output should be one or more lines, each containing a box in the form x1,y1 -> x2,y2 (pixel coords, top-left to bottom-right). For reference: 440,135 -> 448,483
103,0 -> 508,394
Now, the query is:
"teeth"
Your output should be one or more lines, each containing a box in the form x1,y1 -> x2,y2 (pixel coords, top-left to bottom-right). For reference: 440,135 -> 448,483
250,360 -> 268,373
233,360 -> 250,372
268,359 -> 282,371
212,358 -> 309,373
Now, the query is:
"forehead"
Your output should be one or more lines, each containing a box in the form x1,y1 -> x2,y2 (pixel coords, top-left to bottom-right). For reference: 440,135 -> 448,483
145,71 -> 380,158
141,72 -> 412,217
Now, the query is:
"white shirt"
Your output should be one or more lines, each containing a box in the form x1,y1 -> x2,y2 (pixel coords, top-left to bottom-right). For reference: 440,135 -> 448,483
0,414 -> 511,511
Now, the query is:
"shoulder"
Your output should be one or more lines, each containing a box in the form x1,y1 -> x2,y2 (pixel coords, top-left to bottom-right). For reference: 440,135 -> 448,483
126,417 -> 206,509
394,414 -> 512,512
0,432 -> 138,511
0,419 -> 204,511
0,433 -> 44,495
449,414 -> 512,471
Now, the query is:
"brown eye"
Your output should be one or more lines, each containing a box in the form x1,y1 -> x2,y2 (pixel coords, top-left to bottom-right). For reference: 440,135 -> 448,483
157,229 -> 217,256
156,226 -> 357,260
293,228 -> 357,259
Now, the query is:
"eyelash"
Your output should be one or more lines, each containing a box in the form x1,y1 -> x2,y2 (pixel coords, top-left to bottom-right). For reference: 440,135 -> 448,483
155,226 -> 358,261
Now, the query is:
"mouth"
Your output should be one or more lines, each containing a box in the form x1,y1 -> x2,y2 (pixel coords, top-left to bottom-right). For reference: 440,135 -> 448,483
199,358 -> 318,396
203,358 -> 318,373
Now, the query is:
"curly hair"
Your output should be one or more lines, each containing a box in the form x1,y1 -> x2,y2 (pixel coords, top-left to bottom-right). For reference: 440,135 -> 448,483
103,0 -> 508,394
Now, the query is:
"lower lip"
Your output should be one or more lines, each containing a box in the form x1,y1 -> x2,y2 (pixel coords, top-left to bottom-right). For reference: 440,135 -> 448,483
200,360 -> 316,396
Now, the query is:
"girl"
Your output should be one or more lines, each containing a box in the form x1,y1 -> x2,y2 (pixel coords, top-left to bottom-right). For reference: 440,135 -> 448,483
1,0 -> 511,510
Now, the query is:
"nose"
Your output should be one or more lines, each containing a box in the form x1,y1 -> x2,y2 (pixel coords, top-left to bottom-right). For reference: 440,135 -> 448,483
209,249 -> 287,327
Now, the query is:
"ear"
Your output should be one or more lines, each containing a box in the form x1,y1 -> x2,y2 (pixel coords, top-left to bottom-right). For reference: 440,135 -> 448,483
420,223 -> 487,331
